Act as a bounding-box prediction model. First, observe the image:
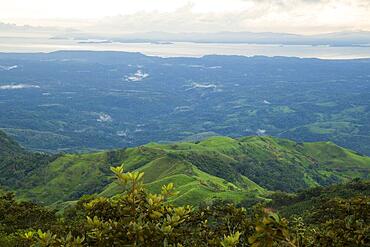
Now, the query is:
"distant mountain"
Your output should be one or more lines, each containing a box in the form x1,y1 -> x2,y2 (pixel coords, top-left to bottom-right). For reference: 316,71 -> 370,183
0,22 -> 76,33
65,31 -> 370,47
2,20 -> 370,47
0,22 -> 33,31
2,133 -> 368,206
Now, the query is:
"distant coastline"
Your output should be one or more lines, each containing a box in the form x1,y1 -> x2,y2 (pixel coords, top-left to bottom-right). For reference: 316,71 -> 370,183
0,36 -> 370,59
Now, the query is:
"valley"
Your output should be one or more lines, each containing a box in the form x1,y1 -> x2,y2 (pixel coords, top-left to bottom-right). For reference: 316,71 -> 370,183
0,51 -> 369,155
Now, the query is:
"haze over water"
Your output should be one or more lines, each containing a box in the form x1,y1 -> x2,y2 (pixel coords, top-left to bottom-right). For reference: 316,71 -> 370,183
1,36 -> 370,59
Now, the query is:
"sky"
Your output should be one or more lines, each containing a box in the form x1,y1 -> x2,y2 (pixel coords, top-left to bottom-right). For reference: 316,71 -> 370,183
1,0 -> 370,34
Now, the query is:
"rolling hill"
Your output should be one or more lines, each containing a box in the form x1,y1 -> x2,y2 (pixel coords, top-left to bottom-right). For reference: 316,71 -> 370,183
1,130 -> 368,207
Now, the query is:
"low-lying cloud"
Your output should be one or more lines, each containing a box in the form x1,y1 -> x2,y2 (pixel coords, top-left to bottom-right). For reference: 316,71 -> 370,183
0,65 -> 18,71
124,70 -> 149,82
0,84 -> 40,90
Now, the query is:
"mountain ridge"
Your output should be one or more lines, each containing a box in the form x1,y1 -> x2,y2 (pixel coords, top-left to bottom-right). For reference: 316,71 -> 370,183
55,30 -> 370,47
1,130 -> 368,207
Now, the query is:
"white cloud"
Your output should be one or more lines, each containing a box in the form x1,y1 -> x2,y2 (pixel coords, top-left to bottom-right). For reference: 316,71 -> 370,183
0,0 -> 250,19
256,129 -> 266,135
0,65 -> 18,71
186,82 -> 218,91
97,113 -> 113,122
124,70 -> 149,82
1,0 -> 369,34
85,0 -> 370,34
0,84 -> 40,90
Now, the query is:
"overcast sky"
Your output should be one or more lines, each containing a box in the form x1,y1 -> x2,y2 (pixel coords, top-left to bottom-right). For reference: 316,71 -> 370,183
1,0 -> 370,34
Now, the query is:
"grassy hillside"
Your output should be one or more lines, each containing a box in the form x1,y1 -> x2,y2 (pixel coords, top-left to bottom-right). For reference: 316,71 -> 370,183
100,156 -> 266,206
1,134 -> 369,206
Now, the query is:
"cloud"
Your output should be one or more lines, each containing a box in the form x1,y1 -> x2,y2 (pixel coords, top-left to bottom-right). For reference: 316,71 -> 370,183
124,70 -> 149,82
0,84 -> 40,90
97,113 -> 113,122
1,0 -> 369,34
84,0 -> 370,34
186,82 -> 218,91
0,65 -> 18,71
256,129 -> 267,136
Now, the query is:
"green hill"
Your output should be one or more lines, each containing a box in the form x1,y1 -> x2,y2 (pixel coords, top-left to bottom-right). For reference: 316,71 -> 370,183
1,132 -> 369,206
267,179 -> 370,220
0,131 -> 23,154
0,130 -> 56,187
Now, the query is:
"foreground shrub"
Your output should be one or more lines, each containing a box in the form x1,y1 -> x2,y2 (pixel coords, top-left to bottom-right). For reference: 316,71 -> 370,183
10,166 -> 369,247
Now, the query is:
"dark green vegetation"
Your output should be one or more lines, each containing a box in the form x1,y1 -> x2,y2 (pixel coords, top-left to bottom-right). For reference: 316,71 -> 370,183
0,131 -> 369,245
0,192 -> 57,246
1,51 -> 370,154
0,167 -> 368,246
0,130 -> 57,188
267,178 -> 370,219
0,130 -> 368,208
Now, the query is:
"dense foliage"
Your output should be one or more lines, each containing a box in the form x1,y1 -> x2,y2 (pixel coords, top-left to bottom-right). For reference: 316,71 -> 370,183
267,179 -> 370,246
0,192 -> 57,246
0,166 -> 368,246
0,131 -> 57,188
267,179 -> 370,216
